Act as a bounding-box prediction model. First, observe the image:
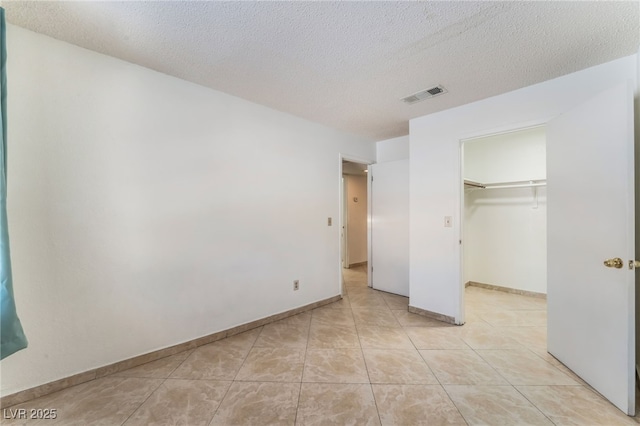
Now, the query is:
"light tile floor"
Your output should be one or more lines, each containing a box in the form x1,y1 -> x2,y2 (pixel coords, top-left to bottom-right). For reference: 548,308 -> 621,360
4,264 -> 638,425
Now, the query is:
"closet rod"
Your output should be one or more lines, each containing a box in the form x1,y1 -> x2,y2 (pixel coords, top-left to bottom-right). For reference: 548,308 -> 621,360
484,182 -> 546,190
463,180 -> 485,189
464,179 -> 546,190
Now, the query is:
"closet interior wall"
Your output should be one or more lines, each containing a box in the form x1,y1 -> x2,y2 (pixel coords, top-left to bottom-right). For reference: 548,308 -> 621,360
463,127 -> 547,295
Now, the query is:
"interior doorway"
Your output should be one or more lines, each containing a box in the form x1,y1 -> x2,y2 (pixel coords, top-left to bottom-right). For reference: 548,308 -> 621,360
461,125 -> 547,322
341,159 -> 370,293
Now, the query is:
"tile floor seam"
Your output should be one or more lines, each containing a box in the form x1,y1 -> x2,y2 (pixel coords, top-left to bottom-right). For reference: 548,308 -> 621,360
294,310 -> 313,425
439,383 -> 473,426
467,346 -> 514,387
416,348 -> 469,425
350,285 -> 384,425
520,345 -> 583,381
416,349 -> 446,387
208,328 -> 264,426
512,384 -> 559,425
118,377 -> 166,426
229,327 -> 263,383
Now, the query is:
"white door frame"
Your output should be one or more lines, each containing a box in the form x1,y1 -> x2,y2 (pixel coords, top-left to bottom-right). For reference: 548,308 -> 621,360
341,176 -> 348,269
458,120 -> 548,325
339,154 -> 373,294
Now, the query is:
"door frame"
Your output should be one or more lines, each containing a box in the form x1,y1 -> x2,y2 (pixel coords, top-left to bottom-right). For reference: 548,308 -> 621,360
339,154 -> 373,295
458,120 -> 548,325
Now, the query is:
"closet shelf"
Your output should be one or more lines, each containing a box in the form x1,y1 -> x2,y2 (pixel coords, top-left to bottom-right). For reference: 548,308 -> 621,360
464,179 -> 546,190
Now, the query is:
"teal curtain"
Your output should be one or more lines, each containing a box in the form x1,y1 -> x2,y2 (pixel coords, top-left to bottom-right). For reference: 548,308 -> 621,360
0,7 -> 27,360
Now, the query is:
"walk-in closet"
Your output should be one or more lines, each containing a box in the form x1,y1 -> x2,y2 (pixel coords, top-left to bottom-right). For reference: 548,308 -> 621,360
463,126 -> 547,297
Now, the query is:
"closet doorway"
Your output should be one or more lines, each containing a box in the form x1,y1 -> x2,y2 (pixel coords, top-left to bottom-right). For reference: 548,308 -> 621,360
462,126 -> 547,325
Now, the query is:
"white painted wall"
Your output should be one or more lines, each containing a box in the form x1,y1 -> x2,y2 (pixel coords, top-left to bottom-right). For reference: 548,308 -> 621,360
345,175 -> 368,266
463,128 -> 547,294
410,55 -> 638,323
2,25 -> 375,395
376,135 -> 409,162
463,127 -> 546,183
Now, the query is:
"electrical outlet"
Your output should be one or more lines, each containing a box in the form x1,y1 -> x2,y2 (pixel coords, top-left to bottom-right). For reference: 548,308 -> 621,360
293,280 -> 299,291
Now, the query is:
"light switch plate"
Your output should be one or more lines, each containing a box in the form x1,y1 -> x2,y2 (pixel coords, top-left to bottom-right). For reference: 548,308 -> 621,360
444,216 -> 452,227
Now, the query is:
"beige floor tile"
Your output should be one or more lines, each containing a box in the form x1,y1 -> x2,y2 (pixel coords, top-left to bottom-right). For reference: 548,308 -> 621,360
527,346 -> 563,366
272,312 -> 312,328
303,348 -> 370,383
380,293 -> 409,310
13,268 -> 617,425
343,265 -> 368,283
405,326 -> 470,350
343,280 -> 368,288
372,384 -> 467,426
114,351 -> 193,379
210,382 -> 299,426
345,285 -> 369,294
533,353 -> 588,385
311,307 -> 355,327
477,349 -> 579,385
496,326 -> 547,349
235,347 -> 305,382
459,323 -> 522,349
296,383 -> 380,425
465,288 -> 546,310
349,292 -> 389,309
392,310 -> 450,327
478,310 -> 547,327
352,308 -> 401,328
123,379 -> 230,426
363,349 -> 438,384
551,361 -> 590,387
463,309 -> 491,325
308,323 -> 360,348
215,328 -> 262,350
254,322 -> 310,348
516,385 -> 636,425
5,377 -> 163,426
170,342 -> 249,380
419,350 -> 508,385
444,385 -> 553,425
357,326 -> 414,349
325,295 -> 352,309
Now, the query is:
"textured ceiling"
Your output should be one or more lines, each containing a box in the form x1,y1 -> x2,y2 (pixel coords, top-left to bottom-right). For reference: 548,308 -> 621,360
3,1 -> 639,141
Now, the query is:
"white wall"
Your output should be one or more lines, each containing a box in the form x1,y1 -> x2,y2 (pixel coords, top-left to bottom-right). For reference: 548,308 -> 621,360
376,135 -> 409,162
463,127 -> 546,183
410,55 -> 638,323
463,127 -> 547,294
3,25 -> 375,395
344,175 -> 368,265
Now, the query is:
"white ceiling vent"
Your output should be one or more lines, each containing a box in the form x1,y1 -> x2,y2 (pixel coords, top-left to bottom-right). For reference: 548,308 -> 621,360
401,85 -> 447,105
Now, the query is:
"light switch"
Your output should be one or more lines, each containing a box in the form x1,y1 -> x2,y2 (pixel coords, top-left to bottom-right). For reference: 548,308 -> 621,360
328,217 -> 332,226
444,216 -> 452,227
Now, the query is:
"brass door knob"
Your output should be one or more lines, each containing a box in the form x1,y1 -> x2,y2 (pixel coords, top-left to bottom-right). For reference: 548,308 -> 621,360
604,258 -> 624,269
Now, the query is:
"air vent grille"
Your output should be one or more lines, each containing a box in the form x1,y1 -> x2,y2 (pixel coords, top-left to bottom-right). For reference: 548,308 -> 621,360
401,85 -> 447,104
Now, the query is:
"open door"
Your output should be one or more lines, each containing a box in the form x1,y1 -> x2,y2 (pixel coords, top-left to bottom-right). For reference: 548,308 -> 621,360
547,82 -> 635,415
370,159 -> 409,297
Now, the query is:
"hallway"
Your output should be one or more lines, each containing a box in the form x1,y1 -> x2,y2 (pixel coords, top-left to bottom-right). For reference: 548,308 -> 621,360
4,265 -> 636,425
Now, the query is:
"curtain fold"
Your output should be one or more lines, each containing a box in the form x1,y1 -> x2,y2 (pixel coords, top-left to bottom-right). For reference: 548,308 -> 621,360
0,7 -> 28,360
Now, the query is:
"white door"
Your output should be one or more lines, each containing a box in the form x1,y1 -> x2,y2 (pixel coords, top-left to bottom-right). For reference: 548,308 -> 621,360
547,82 -> 635,415
371,159 -> 410,297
